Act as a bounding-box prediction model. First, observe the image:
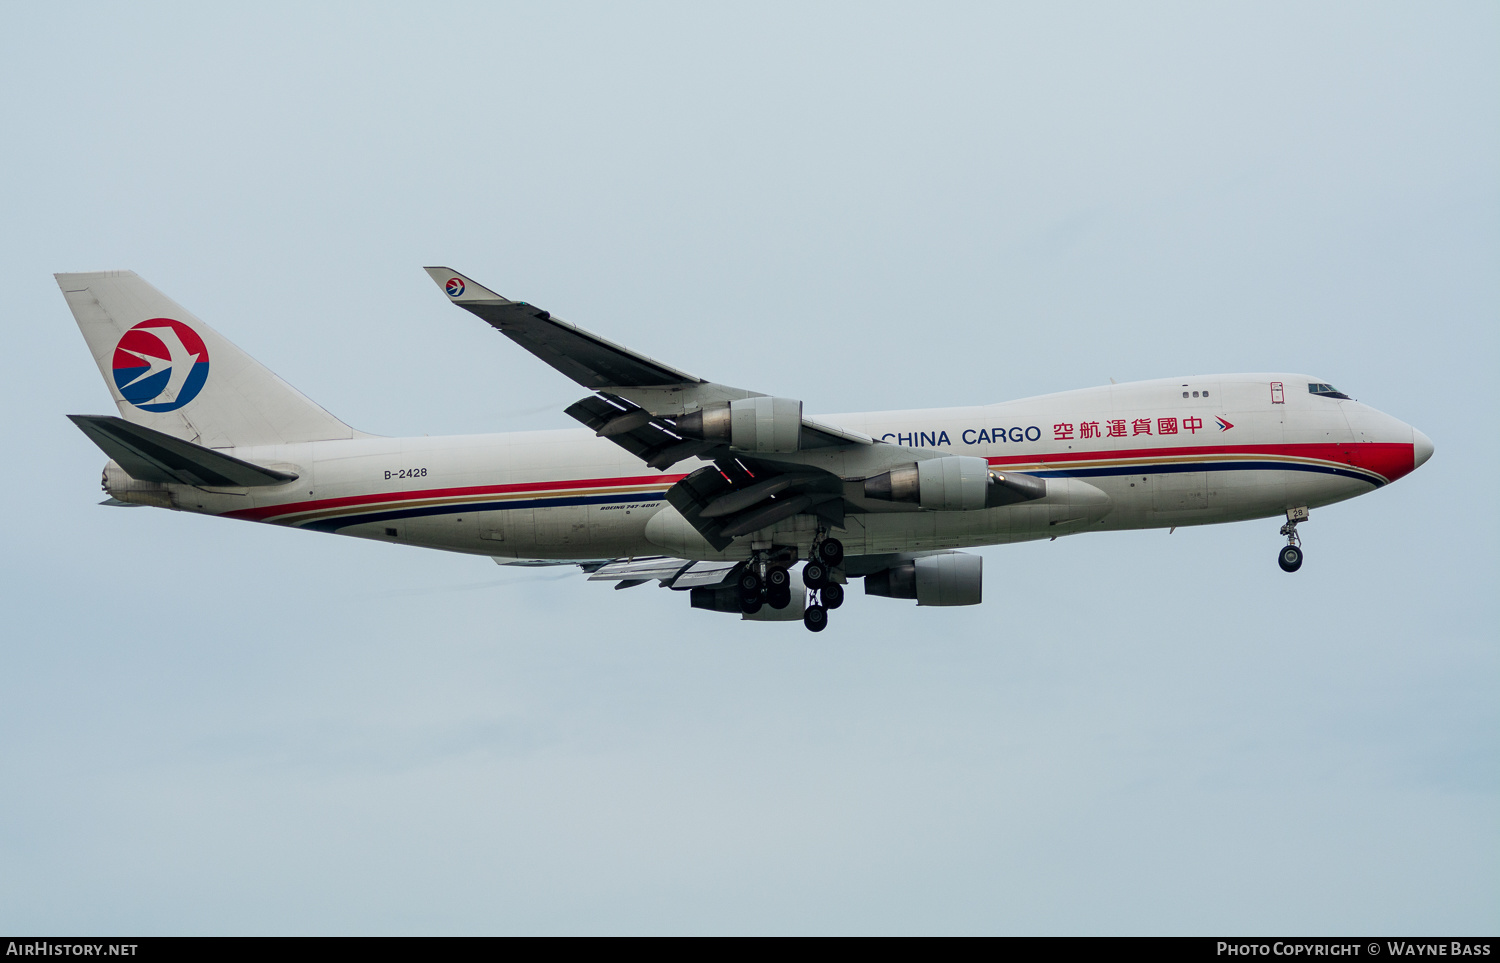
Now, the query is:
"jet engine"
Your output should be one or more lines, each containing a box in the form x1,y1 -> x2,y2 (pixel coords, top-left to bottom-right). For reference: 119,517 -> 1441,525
863,456 -> 1046,510
674,396 -> 803,453
864,552 -> 983,606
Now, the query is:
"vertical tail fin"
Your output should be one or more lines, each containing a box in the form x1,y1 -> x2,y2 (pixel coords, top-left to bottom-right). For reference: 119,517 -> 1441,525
57,271 -> 360,448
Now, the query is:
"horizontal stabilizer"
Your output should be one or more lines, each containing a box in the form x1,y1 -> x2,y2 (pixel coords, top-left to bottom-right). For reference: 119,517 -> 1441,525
68,415 -> 299,487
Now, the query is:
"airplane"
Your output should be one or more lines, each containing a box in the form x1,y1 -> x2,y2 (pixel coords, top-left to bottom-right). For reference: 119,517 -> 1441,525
59,268 -> 1434,632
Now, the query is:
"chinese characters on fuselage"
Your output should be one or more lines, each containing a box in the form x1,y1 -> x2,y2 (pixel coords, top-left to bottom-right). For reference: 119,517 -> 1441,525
1052,416 -> 1204,440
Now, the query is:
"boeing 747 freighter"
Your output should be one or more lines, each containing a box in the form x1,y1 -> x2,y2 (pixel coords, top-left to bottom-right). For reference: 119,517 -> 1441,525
61,268 -> 1433,631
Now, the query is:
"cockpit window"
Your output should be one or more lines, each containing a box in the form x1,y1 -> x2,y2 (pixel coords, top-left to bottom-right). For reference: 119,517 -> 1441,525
1308,383 -> 1351,400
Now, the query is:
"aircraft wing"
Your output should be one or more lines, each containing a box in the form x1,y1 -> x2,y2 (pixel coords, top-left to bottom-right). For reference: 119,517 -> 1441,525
425,267 -> 1045,551
423,267 -> 871,452
423,268 -> 703,390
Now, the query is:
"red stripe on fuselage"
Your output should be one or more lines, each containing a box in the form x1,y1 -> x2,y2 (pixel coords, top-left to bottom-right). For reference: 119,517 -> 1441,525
222,441 -> 1416,524
987,442 -> 1415,483
223,473 -> 685,522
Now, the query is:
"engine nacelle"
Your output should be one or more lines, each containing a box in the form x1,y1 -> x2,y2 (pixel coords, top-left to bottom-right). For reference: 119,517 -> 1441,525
674,396 -> 802,453
862,456 -> 983,511
864,553 -> 983,606
864,457 -> 1046,511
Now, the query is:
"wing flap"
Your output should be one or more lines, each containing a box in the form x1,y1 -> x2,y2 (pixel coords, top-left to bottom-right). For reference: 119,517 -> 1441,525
588,556 -> 741,590
666,560 -> 742,589
587,556 -> 693,583
564,393 -> 720,470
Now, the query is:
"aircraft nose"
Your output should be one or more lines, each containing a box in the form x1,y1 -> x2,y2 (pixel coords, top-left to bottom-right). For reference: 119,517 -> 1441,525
1413,428 -> 1434,469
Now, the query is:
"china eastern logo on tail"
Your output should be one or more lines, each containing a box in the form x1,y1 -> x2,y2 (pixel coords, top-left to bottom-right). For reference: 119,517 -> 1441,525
445,277 -> 465,298
111,318 -> 210,412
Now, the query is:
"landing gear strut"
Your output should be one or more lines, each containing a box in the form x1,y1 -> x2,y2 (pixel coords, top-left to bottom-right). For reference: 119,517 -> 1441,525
1278,507 -> 1307,573
739,550 -> 796,613
802,529 -> 845,631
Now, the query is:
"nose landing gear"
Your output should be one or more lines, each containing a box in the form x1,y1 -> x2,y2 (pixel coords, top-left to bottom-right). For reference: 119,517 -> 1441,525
1278,507 -> 1308,573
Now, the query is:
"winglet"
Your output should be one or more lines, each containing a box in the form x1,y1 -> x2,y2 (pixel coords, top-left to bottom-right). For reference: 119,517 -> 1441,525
423,267 -> 511,304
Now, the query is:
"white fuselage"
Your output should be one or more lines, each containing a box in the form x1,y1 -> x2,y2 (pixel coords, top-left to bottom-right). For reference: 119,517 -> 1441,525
115,374 -> 1428,562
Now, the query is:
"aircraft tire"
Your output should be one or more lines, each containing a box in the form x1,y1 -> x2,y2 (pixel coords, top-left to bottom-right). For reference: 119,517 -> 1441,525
803,604 -> 828,632
818,538 -> 844,566
767,566 -> 790,588
740,596 -> 763,615
803,560 -> 828,588
821,582 -> 845,609
739,570 -> 763,599
1278,545 -> 1304,572
767,584 -> 792,609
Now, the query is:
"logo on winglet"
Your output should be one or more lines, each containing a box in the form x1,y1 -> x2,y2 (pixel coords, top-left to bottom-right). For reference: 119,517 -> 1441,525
112,319 -> 210,412
445,277 -> 465,298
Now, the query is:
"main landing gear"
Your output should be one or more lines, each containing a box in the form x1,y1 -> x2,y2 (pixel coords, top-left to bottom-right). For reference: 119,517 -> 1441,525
739,534 -> 846,631
802,533 -> 845,633
1278,507 -> 1308,573
738,550 -> 799,615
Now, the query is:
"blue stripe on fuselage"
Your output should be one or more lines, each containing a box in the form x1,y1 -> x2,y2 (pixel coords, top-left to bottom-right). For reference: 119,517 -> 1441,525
298,491 -> 666,532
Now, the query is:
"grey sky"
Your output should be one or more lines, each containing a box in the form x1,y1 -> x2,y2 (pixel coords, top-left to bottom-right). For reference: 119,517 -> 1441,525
1,2 -> 1494,934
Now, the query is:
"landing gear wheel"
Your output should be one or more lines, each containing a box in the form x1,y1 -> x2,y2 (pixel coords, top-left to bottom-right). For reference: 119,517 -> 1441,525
803,604 -> 828,633
818,538 -> 844,566
820,582 -> 845,609
1278,544 -> 1304,573
767,583 -> 792,610
740,596 -> 763,615
803,560 -> 829,588
766,566 -> 790,589
738,569 -> 763,600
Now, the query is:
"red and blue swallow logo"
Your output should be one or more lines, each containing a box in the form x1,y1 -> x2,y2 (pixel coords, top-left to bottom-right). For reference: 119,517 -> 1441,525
445,277 -> 465,298
1216,416 -> 1234,431
111,318 -> 210,412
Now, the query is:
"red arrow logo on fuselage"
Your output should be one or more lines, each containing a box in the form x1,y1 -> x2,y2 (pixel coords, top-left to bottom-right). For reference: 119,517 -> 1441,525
1216,417 -> 1234,431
